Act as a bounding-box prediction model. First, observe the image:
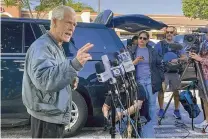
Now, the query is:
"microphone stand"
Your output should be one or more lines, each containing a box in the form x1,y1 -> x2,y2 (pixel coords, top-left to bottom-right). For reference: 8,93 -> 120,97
125,72 -> 142,131
118,76 -> 141,138
113,84 -> 141,138
110,91 -> 116,138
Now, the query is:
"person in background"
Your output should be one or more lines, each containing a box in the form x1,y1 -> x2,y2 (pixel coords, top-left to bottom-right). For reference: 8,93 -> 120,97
132,31 -> 164,138
22,6 -> 93,138
155,26 -> 187,120
127,35 -> 138,56
132,35 -> 139,46
190,32 -> 208,131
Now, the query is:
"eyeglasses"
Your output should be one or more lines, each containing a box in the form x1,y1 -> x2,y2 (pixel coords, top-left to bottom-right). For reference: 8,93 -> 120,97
166,31 -> 174,34
139,37 -> 147,41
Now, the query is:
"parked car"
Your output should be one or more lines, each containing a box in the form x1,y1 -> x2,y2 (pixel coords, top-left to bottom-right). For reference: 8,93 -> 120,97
1,10 -> 167,137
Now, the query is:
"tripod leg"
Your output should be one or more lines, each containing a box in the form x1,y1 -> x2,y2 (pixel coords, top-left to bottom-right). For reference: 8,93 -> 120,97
195,62 -> 208,101
158,93 -> 174,125
201,98 -> 206,121
180,61 -> 191,81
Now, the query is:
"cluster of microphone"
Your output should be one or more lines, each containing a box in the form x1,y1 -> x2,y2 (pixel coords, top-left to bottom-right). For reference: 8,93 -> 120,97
95,48 -> 137,93
95,48 -> 141,138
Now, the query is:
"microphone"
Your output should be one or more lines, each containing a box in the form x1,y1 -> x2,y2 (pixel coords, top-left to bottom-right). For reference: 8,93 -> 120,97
114,51 -> 120,60
110,60 -> 125,77
117,50 -> 138,93
95,62 -> 111,82
101,55 -> 117,84
118,50 -> 135,72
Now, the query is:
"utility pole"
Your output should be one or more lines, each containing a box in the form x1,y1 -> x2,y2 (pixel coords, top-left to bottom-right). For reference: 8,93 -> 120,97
98,0 -> 100,13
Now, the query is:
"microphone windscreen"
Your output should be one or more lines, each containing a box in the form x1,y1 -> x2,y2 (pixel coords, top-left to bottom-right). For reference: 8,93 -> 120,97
111,60 -> 119,67
95,62 -> 105,74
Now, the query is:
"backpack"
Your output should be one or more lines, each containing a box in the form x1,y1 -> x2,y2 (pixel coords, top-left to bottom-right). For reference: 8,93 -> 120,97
160,40 -> 184,73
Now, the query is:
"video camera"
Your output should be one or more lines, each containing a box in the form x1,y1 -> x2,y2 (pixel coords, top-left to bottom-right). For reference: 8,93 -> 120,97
174,27 -> 207,54
183,33 -> 204,53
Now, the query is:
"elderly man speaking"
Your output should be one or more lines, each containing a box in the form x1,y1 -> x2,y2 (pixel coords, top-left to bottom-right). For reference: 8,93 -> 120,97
22,6 -> 93,138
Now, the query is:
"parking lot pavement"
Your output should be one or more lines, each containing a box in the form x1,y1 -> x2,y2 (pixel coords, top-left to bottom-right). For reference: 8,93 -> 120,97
1,125 -> 208,138
1,91 -> 208,138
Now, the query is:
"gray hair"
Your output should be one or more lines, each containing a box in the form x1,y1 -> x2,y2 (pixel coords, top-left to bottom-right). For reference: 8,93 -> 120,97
50,5 -> 75,28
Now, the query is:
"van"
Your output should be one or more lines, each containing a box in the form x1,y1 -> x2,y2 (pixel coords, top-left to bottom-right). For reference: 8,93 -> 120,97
1,10 -> 167,137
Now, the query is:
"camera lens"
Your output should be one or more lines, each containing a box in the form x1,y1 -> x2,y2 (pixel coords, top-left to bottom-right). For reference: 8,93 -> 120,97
187,37 -> 194,42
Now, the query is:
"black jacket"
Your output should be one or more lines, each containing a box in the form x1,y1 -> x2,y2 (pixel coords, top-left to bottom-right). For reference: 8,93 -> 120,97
127,45 -> 164,93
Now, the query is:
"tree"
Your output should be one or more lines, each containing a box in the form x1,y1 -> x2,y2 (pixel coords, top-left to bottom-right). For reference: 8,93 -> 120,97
4,0 -> 34,18
182,0 -> 208,19
66,0 -> 95,12
4,0 -> 95,19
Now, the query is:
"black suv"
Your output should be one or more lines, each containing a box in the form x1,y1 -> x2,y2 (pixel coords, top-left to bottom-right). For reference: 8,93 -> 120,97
1,10 -> 167,137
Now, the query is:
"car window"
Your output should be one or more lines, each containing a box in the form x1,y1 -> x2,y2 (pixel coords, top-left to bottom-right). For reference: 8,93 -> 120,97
1,22 -> 23,53
43,24 -> 50,30
72,27 -> 121,53
24,23 -> 36,53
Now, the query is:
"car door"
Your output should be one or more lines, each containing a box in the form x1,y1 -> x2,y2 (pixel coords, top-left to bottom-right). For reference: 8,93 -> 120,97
70,23 -> 124,119
1,21 -> 27,122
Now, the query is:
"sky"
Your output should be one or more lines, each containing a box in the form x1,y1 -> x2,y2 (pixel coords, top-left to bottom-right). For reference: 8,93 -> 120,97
74,0 -> 183,15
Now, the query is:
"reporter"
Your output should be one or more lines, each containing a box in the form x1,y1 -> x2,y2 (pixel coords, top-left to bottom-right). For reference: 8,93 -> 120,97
189,38 -> 208,130
132,31 -> 164,138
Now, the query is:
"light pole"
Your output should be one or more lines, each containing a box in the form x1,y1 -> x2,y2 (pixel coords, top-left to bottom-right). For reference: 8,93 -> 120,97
98,0 -> 100,13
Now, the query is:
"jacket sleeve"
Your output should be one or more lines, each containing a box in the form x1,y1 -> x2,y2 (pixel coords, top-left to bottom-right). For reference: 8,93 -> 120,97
27,45 -> 83,93
155,50 -> 165,81
201,57 -> 208,66
154,42 -> 163,57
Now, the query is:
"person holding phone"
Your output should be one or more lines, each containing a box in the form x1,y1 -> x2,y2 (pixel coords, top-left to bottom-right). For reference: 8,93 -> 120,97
131,31 -> 164,137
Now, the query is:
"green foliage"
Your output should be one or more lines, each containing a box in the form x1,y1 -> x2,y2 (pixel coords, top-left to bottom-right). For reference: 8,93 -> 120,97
4,0 -> 95,18
66,0 -> 95,12
34,0 -> 63,12
182,0 -> 208,19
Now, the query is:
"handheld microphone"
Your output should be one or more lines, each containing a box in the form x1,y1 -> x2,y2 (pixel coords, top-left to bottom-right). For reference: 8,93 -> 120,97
95,62 -> 111,82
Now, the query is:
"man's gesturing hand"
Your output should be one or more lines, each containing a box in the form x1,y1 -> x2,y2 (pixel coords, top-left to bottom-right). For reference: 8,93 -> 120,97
76,43 -> 93,66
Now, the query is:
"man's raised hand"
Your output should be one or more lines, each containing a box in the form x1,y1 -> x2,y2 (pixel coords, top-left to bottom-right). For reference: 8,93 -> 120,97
76,43 -> 93,66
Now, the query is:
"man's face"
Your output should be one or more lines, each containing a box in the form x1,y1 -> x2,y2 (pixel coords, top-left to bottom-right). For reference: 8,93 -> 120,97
54,11 -> 77,42
165,27 -> 175,41
133,40 -> 138,45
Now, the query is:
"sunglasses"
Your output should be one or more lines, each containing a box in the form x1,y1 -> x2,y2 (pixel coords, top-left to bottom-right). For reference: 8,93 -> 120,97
139,37 -> 147,41
166,31 -> 174,34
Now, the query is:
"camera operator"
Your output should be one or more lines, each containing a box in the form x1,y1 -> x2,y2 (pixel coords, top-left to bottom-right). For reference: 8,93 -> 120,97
22,6 -> 93,138
189,34 -> 208,131
155,26 -> 187,120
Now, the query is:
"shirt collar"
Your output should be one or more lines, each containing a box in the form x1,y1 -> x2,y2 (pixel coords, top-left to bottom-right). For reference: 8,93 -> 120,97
46,31 -> 62,47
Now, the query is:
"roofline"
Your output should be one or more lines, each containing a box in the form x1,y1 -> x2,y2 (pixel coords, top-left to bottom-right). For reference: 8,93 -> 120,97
1,17 -> 108,28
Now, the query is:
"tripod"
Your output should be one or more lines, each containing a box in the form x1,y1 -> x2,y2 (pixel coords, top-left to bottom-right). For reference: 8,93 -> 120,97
158,58 -> 208,125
